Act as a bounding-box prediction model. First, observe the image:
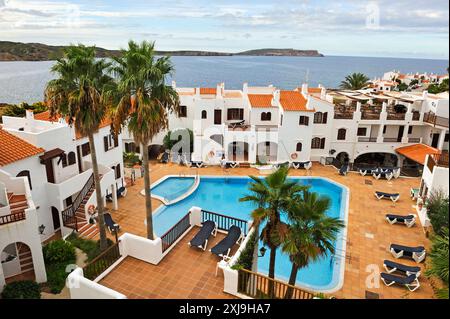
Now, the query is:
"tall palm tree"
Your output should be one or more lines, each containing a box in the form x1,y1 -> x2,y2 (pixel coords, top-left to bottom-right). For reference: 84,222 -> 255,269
109,40 -> 180,240
282,191 -> 344,299
426,228 -> 449,299
340,73 -> 370,90
45,45 -> 113,250
240,167 -> 307,296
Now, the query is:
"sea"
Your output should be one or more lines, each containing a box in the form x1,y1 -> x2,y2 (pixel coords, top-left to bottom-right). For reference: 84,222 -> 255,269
0,55 -> 448,104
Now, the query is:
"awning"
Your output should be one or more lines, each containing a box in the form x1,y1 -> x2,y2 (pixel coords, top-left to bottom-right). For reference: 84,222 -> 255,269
39,148 -> 65,163
395,144 -> 440,165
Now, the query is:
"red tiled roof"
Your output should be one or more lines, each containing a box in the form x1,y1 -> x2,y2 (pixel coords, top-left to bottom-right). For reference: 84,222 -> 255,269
0,128 -> 44,167
307,87 -> 322,94
396,143 -> 441,165
279,91 -> 313,112
198,88 -> 217,95
248,94 -> 273,108
34,111 -> 112,140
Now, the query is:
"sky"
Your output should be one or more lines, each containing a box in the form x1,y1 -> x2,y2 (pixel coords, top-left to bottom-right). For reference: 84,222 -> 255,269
0,0 -> 448,59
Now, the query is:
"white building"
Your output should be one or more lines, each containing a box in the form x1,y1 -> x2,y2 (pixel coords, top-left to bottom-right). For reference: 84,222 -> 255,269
1,111 -> 124,291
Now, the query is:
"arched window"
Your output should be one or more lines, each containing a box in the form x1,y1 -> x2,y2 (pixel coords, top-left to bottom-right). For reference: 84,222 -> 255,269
266,112 -> 272,121
296,142 -> 302,152
337,128 -> 347,141
314,112 -> 323,124
201,110 -> 207,119
16,170 -> 32,190
311,138 -> 326,149
68,152 -> 76,166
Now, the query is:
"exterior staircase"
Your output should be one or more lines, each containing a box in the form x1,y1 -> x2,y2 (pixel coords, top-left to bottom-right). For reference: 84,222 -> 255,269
61,174 -> 99,239
7,193 -> 28,215
17,243 -> 34,274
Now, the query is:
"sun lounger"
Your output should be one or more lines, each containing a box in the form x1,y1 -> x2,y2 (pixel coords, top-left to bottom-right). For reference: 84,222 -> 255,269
292,161 -> 312,170
373,172 -> 394,181
106,186 -> 127,202
223,161 -> 239,169
188,220 -> 217,251
339,165 -> 349,176
390,244 -> 426,263
381,273 -> 420,292
190,161 -> 206,168
383,260 -> 421,277
385,214 -> 416,228
274,162 -> 291,169
210,225 -> 243,259
104,212 -> 120,234
375,191 -> 400,202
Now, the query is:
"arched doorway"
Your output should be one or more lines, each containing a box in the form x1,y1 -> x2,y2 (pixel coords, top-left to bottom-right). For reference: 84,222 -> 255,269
1,242 -> 35,283
256,142 -> 278,164
51,207 -> 61,231
354,152 -> 398,168
148,144 -> 164,160
228,142 -> 249,162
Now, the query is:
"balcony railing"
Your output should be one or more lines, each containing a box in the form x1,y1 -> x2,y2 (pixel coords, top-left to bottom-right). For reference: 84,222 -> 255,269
423,111 -> 449,128
160,212 -> 191,252
334,112 -> 353,120
383,137 -> 401,143
358,137 -> 378,143
237,268 -> 315,299
0,211 -> 26,226
412,111 -> 421,121
82,243 -> 121,280
427,153 -> 449,172
202,209 -> 248,236
408,137 -> 421,143
387,113 -> 406,121
361,112 -> 381,120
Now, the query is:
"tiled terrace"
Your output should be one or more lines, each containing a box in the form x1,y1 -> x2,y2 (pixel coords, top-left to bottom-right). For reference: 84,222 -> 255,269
99,162 -> 435,299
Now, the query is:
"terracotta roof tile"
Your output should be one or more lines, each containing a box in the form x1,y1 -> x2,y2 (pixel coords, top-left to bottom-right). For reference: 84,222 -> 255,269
248,94 -> 273,108
307,87 -> 322,94
34,111 -> 112,140
198,88 -> 217,95
280,91 -> 313,112
0,128 -> 44,166
396,143 -> 441,165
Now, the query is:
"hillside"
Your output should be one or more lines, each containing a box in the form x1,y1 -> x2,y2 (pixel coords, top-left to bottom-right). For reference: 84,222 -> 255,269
0,41 -> 324,61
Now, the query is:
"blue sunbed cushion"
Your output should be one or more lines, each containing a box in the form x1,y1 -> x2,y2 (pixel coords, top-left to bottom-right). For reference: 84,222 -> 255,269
386,214 -> 415,221
390,244 -> 425,253
190,220 -> 216,248
376,191 -> 400,197
381,273 -> 417,284
383,260 -> 421,273
211,225 -> 242,256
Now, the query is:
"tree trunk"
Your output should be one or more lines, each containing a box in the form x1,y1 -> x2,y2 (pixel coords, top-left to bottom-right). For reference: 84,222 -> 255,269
142,142 -> 154,240
267,246 -> 277,298
251,222 -> 260,273
88,133 -> 108,250
284,263 -> 299,299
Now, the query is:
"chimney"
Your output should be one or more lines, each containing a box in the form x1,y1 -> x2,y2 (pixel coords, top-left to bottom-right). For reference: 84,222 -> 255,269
243,82 -> 248,95
320,86 -> 326,100
171,81 -> 176,89
25,110 -> 34,120
272,90 -> 280,106
216,83 -> 223,99
301,83 -> 308,95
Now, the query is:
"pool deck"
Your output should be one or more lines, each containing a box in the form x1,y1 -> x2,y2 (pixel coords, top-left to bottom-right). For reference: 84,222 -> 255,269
101,162 -> 435,299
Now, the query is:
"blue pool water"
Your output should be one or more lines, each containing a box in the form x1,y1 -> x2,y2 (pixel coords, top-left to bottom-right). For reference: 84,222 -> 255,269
151,177 -> 195,201
152,176 -> 347,291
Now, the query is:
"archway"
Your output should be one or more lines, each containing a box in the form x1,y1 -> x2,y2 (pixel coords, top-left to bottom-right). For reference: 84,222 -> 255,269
256,142 -> 278,164
335,152 -> 350,166
1,242 -> 35,284
354,152 -> 399,169
148,144 -> 164,160
228,142 -> 249,162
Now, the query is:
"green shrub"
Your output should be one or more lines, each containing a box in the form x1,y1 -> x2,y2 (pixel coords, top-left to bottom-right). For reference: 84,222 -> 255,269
1,281 -> 41,299
43,240 -> 76,264
123,152 -> 141,167
66,233 -> 114,261
425,228 -> 449,299
232,231 -> 257,270
45,263 -> 71,294
426,190 -> 449,233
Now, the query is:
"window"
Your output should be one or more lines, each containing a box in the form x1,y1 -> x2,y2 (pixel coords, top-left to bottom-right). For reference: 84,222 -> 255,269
311,137 -> 325,149
280,114 -> 283,126
337,129 -> 347,141
81,142 -> 90,156
227,108 -> 244,121
445,134 -> 449,142
357,127 -> 367,136
61,154 -> 68,167
261,112 -> 272,121
408,126 -> 413,135
201,110 -> 207,119
296,143 -> 303,152
313,112 -> 328,124
322,112 -> 328,124
68,152 -> 76,166
299,116 -> 309,126
180,105 -> 187,117
16,171 -> 32,190
113,164 -> 121,180
104,134 -> 118,152
382,125 -> 387,134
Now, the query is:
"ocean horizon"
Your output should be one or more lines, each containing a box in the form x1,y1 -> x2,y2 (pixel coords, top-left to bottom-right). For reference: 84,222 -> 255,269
0,55 -> 448,105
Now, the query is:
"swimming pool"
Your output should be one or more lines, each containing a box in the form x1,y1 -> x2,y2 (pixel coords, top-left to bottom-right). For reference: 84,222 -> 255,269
151,177 -> 196,202
151,176 -> 348,293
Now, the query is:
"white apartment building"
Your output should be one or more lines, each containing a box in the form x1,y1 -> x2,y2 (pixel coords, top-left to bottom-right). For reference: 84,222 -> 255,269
127,82 -> 448,174
1,111 -> 124,291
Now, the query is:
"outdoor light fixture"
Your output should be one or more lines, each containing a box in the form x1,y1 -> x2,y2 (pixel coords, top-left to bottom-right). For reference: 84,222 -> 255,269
258,247 -> 267,258
38,224 -> 45,235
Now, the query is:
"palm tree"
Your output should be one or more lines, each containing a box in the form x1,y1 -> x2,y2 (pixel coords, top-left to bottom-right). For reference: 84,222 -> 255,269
109,40 -> 180,240
426,228 -> 449,299
240,167 -> 307,296
45,45 -> 113,250
282,190 -> 344,299
340,73 -> 370,90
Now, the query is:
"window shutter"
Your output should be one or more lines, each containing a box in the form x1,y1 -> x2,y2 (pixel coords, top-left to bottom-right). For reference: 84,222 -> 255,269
116,164 -> 121,179
305,116 -> 309,126
114,134 -> 119,148
320,138 -> 326,149
104,136 -> 109,152
323,112 -> 328,124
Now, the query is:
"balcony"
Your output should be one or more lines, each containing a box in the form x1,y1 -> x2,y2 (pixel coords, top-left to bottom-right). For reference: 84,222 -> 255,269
387,113 -> 406,121
423,111 -> 449,128
408,137 -> 422,143
412,111 -> 421,121
361,112 -> 381,120
383,137 -> 401,143
334,103 -> 355,120
426,153 -> 449,172
358,137 -> 377,143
